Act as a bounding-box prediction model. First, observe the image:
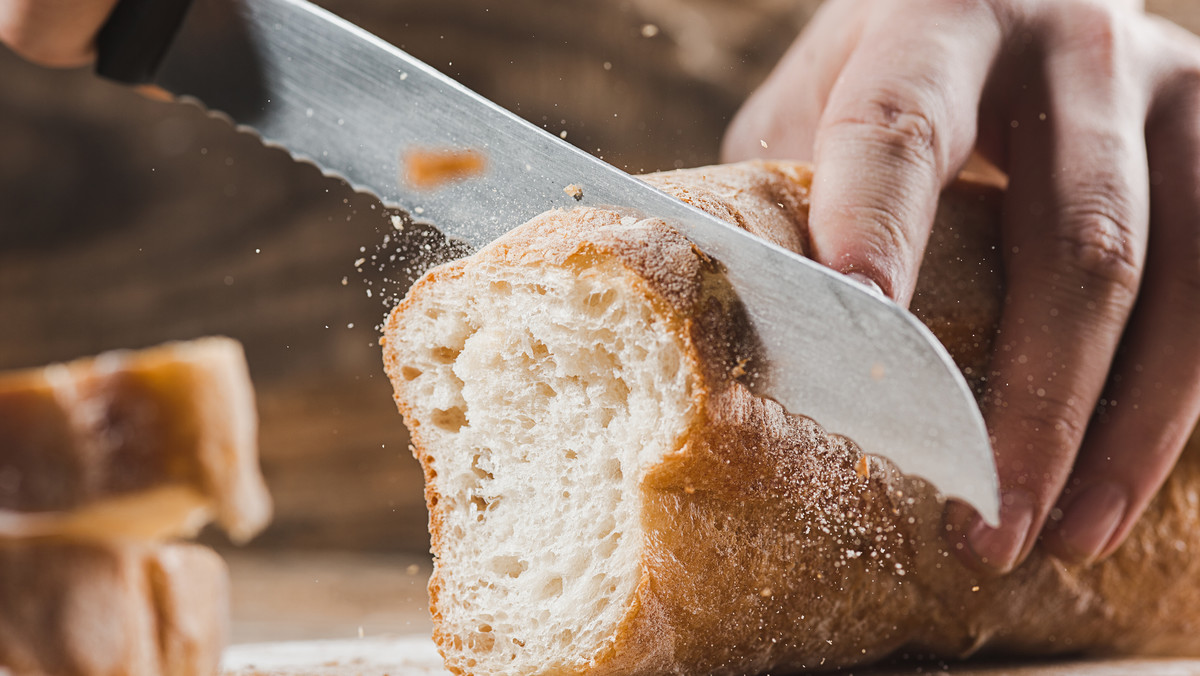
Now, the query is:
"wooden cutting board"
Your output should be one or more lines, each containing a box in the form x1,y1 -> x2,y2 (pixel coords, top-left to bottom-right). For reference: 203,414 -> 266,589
222,636 -> 1200,676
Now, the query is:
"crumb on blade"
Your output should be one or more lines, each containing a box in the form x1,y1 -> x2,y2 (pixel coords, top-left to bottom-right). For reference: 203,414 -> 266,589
404,148 -> 487,189
564,184 -> 584,201
135,84 -> 173,102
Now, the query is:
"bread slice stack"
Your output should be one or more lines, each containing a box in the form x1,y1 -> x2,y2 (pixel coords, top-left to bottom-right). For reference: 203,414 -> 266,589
382,161 -> 1200,674
0,337 -> 272,676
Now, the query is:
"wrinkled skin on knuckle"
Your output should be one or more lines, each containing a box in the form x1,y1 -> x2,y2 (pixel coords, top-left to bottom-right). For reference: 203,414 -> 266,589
1152,49 -> 1200,121
993,390 -> 1088,485
822,92 -> 942,173
1026,0 -> 1149,91
1043,0 -> 1124,55
1049,207 -> 1143,308
1029,164 -> 1146,311
1147,12 -> 1200,83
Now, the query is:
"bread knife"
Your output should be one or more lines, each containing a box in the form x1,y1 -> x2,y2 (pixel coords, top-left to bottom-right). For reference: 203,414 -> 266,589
96,0 -> 1001,524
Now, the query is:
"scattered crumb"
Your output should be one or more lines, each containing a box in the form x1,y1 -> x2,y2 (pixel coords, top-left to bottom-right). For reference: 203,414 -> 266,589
559,130 -> 568,139
684,484 -> 696,494
404,148 -> 486,189
760,139 -> 768,149
564,184 -> 584,201
870,362 -> 886,381
855,456 -> 870,480
353,258 -> 366,267
641,23 -> 659,37
390,214 -> 405,231
972,585 -> 980,592
760,587 -> 773,598
724,357 -> 744,379
406,563 -> 420,576
341,276 -> 348,286
730,357 -> 749,378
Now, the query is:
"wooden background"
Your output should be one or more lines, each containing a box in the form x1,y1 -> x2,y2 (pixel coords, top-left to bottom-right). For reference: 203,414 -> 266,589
1,0 -> 1197,556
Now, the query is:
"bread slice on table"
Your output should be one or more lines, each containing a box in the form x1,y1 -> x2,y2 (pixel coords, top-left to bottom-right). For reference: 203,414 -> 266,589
0,337 -> 271,676
0,337 -> 271,543
0,541 -> 228,676
382,160 -> 1200,674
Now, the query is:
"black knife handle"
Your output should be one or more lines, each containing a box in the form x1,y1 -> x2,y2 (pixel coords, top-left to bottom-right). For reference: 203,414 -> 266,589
96,0 -> 196,84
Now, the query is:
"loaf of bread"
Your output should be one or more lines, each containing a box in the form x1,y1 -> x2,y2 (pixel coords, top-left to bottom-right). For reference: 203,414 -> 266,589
0,337 -> 272,676
0,541 -> 228,676
382,160 -> 1200,674
0,337 -> 271,543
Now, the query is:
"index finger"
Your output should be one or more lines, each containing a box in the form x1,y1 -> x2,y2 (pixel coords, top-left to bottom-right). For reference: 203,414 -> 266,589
808,0 -> 1002,304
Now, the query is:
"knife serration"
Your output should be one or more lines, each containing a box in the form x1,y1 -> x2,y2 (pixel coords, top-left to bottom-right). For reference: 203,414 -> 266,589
152,0 -> 1000,523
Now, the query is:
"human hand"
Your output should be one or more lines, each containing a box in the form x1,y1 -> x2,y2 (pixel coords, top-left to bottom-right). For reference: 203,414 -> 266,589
0,0 -> 120,67
723,0 -> 1200,574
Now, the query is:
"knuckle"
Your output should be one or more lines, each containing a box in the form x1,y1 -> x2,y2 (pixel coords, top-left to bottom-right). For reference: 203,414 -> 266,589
825,94 -> 941,172
1050,192 -> 1143,300
1157,60 -> 1200,114
1002,394 -> 1089,473
1056,0 -> 1121,46
1042,0 -> 1133,74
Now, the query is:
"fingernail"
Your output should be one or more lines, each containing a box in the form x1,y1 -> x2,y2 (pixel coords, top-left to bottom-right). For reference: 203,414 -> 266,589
1054,482 -> 1127,564
967,489 -> 1035,574
846,272 -> 885,298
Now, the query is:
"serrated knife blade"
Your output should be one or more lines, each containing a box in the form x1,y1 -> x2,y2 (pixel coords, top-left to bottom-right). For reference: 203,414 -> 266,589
108,0 -> 1000,523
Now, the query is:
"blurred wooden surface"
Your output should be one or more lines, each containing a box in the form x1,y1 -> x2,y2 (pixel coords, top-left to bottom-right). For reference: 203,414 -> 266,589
227,550 -> 431,643
1,1 -> 1198,555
